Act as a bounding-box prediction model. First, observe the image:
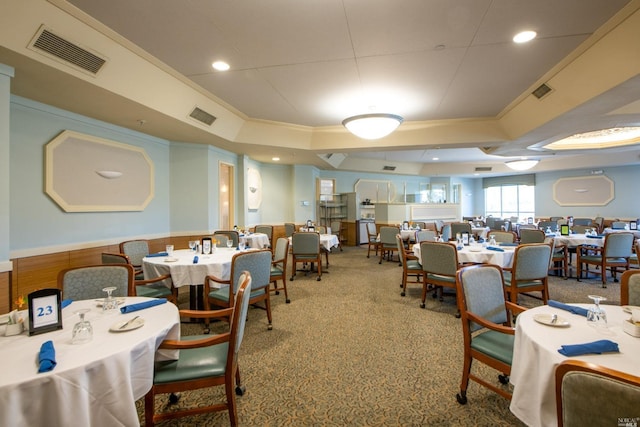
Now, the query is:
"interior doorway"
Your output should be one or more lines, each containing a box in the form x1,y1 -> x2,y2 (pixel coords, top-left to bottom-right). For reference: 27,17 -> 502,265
219,162 -> 234,229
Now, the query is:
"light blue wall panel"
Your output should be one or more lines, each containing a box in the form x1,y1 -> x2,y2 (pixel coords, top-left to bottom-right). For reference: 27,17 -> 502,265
10,97 -> 171,253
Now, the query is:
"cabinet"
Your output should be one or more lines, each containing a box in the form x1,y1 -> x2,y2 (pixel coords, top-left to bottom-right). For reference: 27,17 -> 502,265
318,193 -> 347,227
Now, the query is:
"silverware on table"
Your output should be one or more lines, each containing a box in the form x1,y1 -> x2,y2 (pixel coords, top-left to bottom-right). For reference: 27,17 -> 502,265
119,315 -> 140,329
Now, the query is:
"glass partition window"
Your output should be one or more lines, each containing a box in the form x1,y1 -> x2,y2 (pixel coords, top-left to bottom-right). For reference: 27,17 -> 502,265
485,185 -> 534,220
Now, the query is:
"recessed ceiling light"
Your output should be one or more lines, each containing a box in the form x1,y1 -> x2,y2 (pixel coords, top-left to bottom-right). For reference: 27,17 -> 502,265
513,31 -> 537,43
212,61 -> 230,71
272,157 -> 280,161
432,157 -> 439,161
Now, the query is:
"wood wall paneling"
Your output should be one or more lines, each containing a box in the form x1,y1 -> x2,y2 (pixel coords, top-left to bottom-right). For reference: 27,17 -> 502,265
0,272 -> 9,313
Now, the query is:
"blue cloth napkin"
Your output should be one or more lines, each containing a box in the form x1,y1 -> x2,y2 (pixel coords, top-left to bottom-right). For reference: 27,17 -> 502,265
120,298 -> 167,313
61,299 -> 72,309
38,340 -> 57,373
486,246 -> 504,252
558,339 -> 619,357
456,245 -> 463,250
548,300 -> 589,317
193,255 -> 199,264
146,252 -> 168,258
499,243 -> 518,247
587,235 -> 605,238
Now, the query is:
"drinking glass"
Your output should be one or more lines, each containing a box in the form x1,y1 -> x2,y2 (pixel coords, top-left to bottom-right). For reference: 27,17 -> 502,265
226,239 -> 234,249
586,295 -> 607,329
102,286 -> 119,313
238,241 -> 246,251
71,308 -> 93,344
188,240 -> 196,252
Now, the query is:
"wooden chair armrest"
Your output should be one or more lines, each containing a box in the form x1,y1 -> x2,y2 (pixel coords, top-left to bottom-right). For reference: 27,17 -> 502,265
135,273 -> 172,285
406,254 -> 419,260
160,331 -> 231,349
466,311 -> 515,335
505,301 -> 527,315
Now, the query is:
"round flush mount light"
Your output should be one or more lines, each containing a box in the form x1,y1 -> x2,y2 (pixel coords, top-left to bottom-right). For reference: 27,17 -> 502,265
505,159 -> 539,171
212,61 -> 230,71
342,113 -> 404,140
513,31 -> 537,43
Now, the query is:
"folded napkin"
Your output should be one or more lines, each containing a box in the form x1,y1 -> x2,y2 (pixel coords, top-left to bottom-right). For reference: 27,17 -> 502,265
38,341 -> 57,373
120,298 -> 167,314
486,246 -> 505,252
456,245 -> 463,250
587,235 -> 605,238
548,300 -> 589,317
61,299 -> 73,309
499,243 -> 518,247
558,339 -> 619,357
193,255 -> 199,264
146,252 -> 169,258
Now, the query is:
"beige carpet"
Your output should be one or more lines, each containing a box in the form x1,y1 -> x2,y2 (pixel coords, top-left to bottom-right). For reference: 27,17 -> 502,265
137,246 -> 622,426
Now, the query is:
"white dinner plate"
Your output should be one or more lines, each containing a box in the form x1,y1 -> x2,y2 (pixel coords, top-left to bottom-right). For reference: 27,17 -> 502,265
533,313 -> 570,327
110,317 -> 145,332
95,298 -> 126,307
164,257 -> 179,262
468,246 -> 482,252
622,305 -> 640,314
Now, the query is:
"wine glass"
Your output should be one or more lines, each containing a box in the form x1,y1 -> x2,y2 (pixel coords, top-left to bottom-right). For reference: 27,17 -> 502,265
102,286 -> 119,313
226,239 -> 233,249
238,241 -> 246,251
188,240 -> 196,252
587,295 -> 607,329
71,308 -> 93,344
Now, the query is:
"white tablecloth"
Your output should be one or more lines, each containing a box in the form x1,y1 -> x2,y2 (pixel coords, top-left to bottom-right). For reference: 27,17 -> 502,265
143,248 -> 238,286
288,234 -> 340,251
0,297 -> 180,427
550,233 -> 604,247
510,304 -> 640,427
240,232 -> 270,249
412,243 -> 515,268
472,226 -> 490,239
604,228 -> 640,239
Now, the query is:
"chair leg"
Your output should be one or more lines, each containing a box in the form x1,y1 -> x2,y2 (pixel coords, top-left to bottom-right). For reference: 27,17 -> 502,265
144,388 -> 155,427
265,293 -> 273,330
420,282 -> 428,308
456,355 -> 472,405
317,258 -> 322,281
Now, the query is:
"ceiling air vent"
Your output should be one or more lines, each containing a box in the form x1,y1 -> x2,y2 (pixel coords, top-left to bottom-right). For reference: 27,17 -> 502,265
475,166 -> 492,172
532,83 -> 553,99
189,107 -> 217,126
29,26 -> 106,75
383,165 -> 396,171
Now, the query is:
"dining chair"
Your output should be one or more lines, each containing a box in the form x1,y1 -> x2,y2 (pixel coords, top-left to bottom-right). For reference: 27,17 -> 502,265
101,252 -> 177,303
119,239 -> 150,269
214,230 -> 240,247
593,216 -> 604,233
255,225 -> 273,249
577,232 -> 634,287
611,221 -> 628,229
488,231 -> 517,244
397,234 -> 424,297
378,226 -> 400,264
59,264 -> 134,301
519,228 -> 546,244
620,269 -> 640,306
419,241 -> 460,313
204,249 -> 273,331
440,223 -> 452,242
330,220 -> 344,251
284,222 -> 296,238
555,360 -> 640,427
144,272 -> 252,427
503,242 -> 552,304
571,224 -> 591,234
213,234 -> 230,248
455,264 -> 526,405
415,230 -> 436,243
290,231 -> 322,281
546,238 -> 569,279
450,222 -> 472,239
366,222 -> 378,258
572,217 -> 593,226
537,221 -> 557,232
270,237 -> 290,303
412,221 -> 427,229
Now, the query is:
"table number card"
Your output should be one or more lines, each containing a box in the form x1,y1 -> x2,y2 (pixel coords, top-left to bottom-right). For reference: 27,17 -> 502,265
28,289 -> 63,336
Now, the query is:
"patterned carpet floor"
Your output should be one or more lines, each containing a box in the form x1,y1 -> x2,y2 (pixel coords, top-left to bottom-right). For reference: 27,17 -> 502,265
137,245 -> 622,426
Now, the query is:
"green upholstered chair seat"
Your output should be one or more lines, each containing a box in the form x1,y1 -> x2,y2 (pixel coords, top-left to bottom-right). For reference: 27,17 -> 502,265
295,254 -> 321,260
153,338 -> 228,384
426,273 -> 455,283
503,272 -> 543,289
580,255 -> 627,264
136,284 -> 173,298
471,330 -> 514,366
209,286 -> 266,303
270,265 -> 284,276
406,259 -> 422,270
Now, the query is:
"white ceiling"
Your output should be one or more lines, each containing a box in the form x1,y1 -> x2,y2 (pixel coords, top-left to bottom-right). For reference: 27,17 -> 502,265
2,0 -> 640,177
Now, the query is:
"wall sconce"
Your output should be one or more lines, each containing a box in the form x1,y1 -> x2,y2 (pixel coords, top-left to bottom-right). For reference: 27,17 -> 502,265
249,186 -> 258,193
95,170 -> 123,179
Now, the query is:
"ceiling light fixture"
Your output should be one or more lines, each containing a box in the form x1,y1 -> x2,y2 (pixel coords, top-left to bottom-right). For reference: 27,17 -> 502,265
505,159 -> 539,171
544,126 -> 640,150
513,30 -> 537,43
212,61 -> 230,71
342,113 -> 403,140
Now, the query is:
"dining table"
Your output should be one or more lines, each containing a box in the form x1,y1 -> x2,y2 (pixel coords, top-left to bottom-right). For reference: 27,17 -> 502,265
412,243 -> 515,268
239,232 -> 270,249
509,304 -> 640,427
0,296 -> 180,427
